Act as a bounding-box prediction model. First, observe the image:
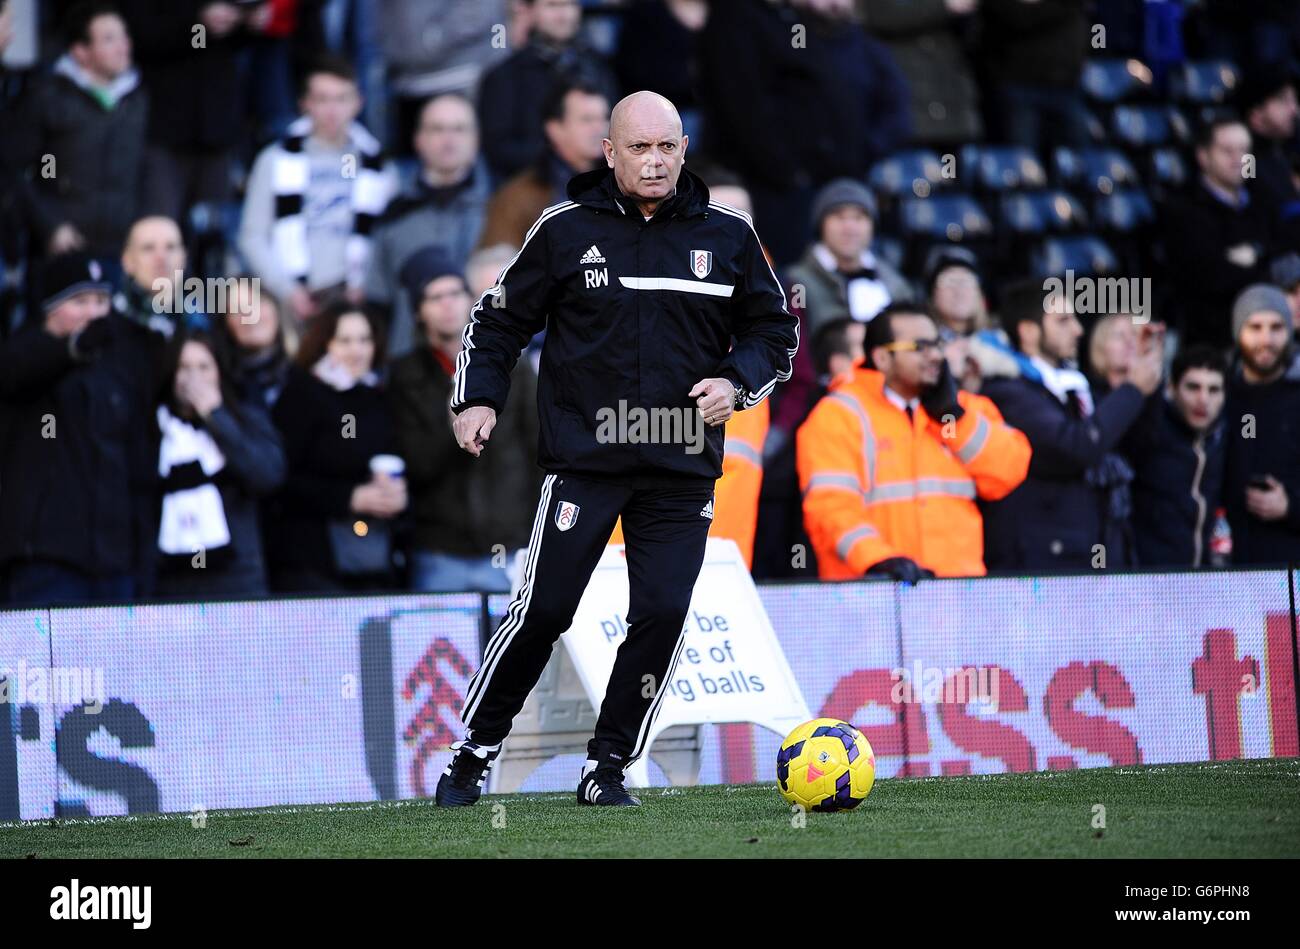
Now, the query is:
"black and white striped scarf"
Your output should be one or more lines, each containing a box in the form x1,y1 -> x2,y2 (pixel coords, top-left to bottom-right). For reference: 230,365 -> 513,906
270,116 -> 389,291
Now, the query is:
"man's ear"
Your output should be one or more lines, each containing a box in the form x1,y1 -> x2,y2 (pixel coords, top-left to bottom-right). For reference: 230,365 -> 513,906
869,346 -> 890,373
602,138 -> 615,169
680,134 -> 689,160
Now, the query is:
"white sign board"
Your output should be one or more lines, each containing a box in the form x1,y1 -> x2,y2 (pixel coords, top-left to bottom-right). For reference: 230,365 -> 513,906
561,538 -> 811,783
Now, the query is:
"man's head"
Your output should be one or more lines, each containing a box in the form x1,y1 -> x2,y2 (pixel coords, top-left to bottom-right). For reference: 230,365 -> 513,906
1194,116 -> 1251,192
466,244 -> 517,299
813,317 -> 866,379
696,164 -> 753,216
1241,65 -> 1299,141
811,179 -> 877,266
865,304 -> 943,399
603,91 -> 686,211
1232,283 -> 1294,382
1002,278 -> 1083,366
924,247 -> 983,334
414,93 -> 478,181
1169,345 -> 1226,433
401,248 -> 472,344
65,1 -> 131,83
522,0 -> 582,46
121,216 -> 185,292
300,55 -> 362,144
1088,313 -> 1138,385
546,80 -> 610,173
41,253 -> 113,336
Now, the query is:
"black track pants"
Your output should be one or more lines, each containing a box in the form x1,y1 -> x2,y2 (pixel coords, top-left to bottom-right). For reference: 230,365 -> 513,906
459,471 -> 714,767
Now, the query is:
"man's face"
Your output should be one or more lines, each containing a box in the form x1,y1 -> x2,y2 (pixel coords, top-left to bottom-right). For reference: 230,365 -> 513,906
550,91 -> 610,172
1250,85 -> 1299,140
530,0 -> 582,44
602,101 -> 684,204
46,290 -> 111,337
1197,123 -> 1251,190
302,73 -> 362,142
1039,309 -> 1084,364
72,14 -> 132,80
931,265 -> 981,331
418,275 -> 472,341
415,96 -> 478,177
821,206 -> 872,262
122,218 -> 185,291
1096,315 -> 1137,377
1237,310 -> 1290,377
876,314 -> 943,393
1172,367 -> 1225,432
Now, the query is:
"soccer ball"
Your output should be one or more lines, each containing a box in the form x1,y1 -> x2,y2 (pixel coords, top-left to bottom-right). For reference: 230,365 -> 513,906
776,718 -> 876,812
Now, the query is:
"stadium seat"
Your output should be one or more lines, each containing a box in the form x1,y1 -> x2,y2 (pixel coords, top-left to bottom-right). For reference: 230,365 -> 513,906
1081,58 -> 1154,103
1091,188 -> 1155,233
898,193 -> 993,242
1169,60 -> 1240,105
960,145 -> 1048,191
867,149 -> 948,198
999,190 -> 1088,236
1109,104 -> 1190,149
1030,235 -> 1120,278
1052,147 -> 1142,195
1148,148 -> 1190,190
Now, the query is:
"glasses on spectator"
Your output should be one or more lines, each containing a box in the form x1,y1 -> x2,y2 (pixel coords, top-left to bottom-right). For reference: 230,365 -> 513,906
882,338 -> 943,354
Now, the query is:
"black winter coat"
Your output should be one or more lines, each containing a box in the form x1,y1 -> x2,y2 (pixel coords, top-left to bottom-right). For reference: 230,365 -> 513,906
981,376 -> 1145,571
0,315 -> 155,578
1122,394 -> 1226,567
451,167 -> 799,483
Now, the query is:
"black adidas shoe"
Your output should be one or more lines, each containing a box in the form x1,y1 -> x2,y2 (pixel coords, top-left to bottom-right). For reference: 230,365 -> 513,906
435,739 -> 500,807
577,766 -> 641,807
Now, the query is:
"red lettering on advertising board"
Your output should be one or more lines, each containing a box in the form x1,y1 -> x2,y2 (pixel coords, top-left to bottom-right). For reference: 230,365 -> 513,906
1265,612 -> 1299,757
937,667 -> 1036,772
1191,629 -> 1258,760
1043,660 -> 1141,766
820,668 -> 931,772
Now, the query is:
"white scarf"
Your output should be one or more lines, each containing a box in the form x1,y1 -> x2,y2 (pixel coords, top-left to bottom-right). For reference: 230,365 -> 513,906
813,243 -> 892,322
270,116 -> 390,291
1030,356 -> 1095,416
156,406 -> 231,556
312,354 -> 379,392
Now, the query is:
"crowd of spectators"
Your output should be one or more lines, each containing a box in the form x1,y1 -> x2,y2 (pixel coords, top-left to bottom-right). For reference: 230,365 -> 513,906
1,0 -> 1299,607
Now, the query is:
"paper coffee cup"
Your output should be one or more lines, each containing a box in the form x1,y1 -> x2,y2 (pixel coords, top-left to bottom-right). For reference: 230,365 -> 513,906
370,454 -> 405,478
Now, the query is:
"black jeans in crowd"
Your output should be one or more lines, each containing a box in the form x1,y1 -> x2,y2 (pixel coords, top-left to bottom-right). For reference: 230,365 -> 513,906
460,471 -> 715,770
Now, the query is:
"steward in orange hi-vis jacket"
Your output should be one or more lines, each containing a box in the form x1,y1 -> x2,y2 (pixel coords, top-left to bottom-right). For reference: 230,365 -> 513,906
797,305 -> 1031,579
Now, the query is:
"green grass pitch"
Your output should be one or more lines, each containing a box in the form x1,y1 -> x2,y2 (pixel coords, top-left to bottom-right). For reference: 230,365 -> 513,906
3,758 -> 1297,859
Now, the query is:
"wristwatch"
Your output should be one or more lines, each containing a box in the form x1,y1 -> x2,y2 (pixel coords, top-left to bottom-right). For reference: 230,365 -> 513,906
731,382 -> 749,411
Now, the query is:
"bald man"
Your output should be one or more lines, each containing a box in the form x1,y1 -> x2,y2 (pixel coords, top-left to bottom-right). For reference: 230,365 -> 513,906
438,91 -> 798,808
117,216 -> 207,337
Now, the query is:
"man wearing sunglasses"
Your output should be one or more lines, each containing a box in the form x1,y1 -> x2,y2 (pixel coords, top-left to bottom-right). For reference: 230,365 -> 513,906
797,303 -> 1031,582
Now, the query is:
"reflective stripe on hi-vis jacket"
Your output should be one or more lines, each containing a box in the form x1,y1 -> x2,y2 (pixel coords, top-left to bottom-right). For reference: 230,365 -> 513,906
796,365 -> 1031,578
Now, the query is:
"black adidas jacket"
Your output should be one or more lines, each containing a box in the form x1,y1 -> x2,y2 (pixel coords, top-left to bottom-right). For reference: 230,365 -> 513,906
451,167 -> 798,481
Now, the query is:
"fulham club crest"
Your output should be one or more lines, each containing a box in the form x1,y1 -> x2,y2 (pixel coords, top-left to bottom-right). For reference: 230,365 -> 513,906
555,501 -> 580,532
690,249 -> 712,279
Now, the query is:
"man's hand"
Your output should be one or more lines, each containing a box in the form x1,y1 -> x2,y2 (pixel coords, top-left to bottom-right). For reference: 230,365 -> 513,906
920,359 -> 964,421
866,556 -> 934,584
453,405 -> 497,456
690,378 -> 736,427
351,477 -> 407,518
1246,475 -> 1289,522
1128,335 -> 1164,396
